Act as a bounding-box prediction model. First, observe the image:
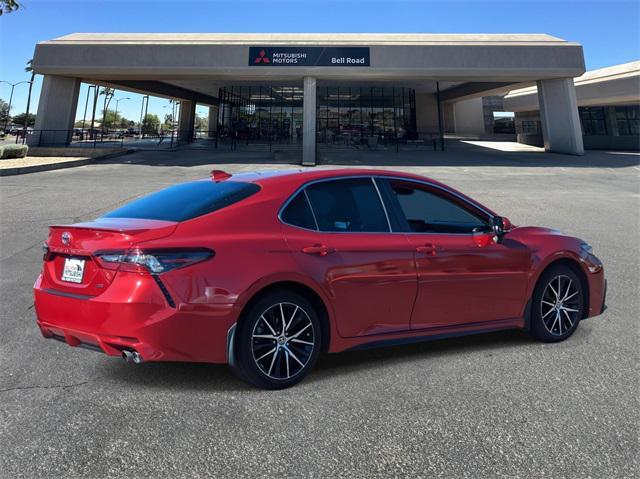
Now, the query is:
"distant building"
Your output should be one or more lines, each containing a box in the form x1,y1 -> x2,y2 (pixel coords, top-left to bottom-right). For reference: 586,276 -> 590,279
31,33 -> 589,163
504,61 -> 640,151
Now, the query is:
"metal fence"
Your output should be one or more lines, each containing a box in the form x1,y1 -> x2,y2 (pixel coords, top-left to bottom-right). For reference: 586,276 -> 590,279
7,128 -> 444,153
12,129 -> 182,150
201,129 -> 444,152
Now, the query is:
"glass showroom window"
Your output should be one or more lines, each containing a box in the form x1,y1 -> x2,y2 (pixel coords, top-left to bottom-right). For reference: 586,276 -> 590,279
579,107 -> 607,135
519,120 -> 539,134
615,105 -> 639,136
217,86 -> 304,144
316,87 -> 417,146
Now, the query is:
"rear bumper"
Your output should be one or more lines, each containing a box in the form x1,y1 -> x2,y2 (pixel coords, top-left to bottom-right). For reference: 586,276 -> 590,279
34,273 -> 237,363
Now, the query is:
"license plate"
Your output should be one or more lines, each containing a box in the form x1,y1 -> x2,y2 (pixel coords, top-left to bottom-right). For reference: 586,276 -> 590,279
62,258 -> 85,283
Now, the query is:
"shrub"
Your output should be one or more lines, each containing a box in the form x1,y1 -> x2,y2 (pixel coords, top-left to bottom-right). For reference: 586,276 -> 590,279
0,146 -> 3,158
1,144 -> 28,159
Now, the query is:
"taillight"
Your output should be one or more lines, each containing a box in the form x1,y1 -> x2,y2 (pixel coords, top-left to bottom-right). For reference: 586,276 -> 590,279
42,242 -> 53,261
94,248 -> 213,274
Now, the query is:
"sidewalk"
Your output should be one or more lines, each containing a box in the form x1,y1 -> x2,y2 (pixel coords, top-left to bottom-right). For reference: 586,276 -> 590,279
0,148 -> 132,176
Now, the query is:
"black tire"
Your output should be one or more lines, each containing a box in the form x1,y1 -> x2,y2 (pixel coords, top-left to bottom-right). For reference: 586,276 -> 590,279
233,290 -> 321,389
530,264 -> 584,343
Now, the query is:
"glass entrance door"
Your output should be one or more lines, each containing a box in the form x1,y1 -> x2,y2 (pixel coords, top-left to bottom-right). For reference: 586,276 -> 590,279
217,86 -> 304,148
316,86 -> 417,148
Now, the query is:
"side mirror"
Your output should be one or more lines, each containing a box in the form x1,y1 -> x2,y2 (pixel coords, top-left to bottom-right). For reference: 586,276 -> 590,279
502,217 -> 512,231
491,216 -> 512,237
491,216 -> 505,236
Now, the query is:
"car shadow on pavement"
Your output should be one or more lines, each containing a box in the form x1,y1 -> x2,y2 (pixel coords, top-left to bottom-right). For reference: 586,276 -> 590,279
98,329 -> 535,391
100,361 -> 255,392
308,329 -> 536,383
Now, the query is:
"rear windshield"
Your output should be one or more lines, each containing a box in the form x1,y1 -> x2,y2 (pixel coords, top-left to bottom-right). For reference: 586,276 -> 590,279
103,181 -> 260,222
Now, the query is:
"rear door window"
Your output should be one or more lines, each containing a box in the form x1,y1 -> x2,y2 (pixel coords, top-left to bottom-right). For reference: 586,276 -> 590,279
281,191 -> 317,230
304,178 -> 389,232
103,180 -> 260,222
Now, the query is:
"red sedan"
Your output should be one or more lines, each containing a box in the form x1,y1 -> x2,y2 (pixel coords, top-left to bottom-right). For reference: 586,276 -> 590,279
34,169 -> 606,389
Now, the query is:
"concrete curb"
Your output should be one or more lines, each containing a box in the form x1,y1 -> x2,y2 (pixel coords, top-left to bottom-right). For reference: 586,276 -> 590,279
0,149 -> 135,176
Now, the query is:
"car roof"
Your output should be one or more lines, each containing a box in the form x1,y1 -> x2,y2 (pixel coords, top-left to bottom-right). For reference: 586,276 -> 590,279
230,168 -> 441,187
231,168 -> 496,217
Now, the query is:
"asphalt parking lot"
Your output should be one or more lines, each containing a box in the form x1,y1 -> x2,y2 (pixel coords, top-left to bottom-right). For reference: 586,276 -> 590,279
1,147 -> 638,478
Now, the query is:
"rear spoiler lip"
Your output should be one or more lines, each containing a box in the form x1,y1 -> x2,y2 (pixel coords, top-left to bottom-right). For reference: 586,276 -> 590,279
49,217 -> 178,234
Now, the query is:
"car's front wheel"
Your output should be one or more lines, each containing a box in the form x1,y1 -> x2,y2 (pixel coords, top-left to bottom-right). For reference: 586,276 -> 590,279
234,290 -> 321,389
530,265 -> 585,342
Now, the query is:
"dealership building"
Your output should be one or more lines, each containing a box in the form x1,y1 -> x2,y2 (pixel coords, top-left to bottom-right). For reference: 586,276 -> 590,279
31,33 -> 589,164
505,61 -> 639,151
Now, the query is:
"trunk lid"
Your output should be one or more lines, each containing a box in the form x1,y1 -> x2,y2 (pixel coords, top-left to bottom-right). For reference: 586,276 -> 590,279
42,217 -> 177,296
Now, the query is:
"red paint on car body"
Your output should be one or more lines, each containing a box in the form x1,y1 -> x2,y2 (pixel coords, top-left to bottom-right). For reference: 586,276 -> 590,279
34,168 -> 606,365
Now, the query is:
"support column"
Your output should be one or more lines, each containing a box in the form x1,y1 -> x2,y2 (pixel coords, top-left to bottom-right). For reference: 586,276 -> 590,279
29,75 -> 80,146
208,106 -> 218,138
302,77 -> 317,166
178,100 -> 196,143
537,78 -> 584,155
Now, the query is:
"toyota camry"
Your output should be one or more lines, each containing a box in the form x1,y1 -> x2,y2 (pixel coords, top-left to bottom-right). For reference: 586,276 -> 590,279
34,169 -> 606,389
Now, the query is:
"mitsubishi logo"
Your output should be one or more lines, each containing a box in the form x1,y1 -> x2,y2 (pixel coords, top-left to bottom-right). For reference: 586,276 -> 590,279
61,232 -> 72,245
254,49 -> 270,64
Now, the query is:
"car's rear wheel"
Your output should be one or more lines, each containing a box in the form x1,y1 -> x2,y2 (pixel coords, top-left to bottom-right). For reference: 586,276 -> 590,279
530,265 -> 584,342
234,290 -> 321,389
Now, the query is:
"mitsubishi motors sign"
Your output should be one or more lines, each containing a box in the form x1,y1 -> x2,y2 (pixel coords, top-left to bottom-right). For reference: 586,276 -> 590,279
249,46 -> 370,67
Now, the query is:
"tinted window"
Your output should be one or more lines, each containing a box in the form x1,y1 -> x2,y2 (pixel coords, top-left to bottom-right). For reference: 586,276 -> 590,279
388,180 -> 487,234
281,191 -> 317,230
305,178 -> 389,232
103,181 -> 260,222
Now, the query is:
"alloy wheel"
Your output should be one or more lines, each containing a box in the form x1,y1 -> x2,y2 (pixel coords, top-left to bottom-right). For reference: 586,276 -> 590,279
540,274 -> 581,336
251,302 -> 316,380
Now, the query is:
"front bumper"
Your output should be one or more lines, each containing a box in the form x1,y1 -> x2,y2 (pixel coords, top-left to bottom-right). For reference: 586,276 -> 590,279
600,279 -> 607,314
34,273 -> 237,363
582,256 -> 606,319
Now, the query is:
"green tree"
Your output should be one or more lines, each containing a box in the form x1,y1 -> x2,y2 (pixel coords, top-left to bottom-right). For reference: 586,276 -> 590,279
163,113 -> 173,131
0,99 -> 9,124
119,117 -> 131,129
195,114 -> 208,131
141,113 -> 160,135
101,109 -> 129,129
11,112 -> 35,127
0,0 -> 21,15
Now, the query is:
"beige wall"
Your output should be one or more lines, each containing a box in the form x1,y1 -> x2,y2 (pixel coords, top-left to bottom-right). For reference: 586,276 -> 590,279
452,97 -> 485,134
33,33 -> 586,83
443,103 -> 455,133
415,93 -> 439,133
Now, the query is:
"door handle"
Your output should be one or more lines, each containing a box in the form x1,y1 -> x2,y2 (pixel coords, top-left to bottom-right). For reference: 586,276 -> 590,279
302,244 -> 334,256
415,243 -> 438,256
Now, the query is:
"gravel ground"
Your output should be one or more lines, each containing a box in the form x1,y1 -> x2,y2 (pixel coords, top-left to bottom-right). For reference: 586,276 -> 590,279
0,146 -> 638,478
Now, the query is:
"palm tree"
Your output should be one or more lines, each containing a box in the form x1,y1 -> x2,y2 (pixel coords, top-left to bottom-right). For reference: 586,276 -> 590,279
0,0 -> 21,15
99,87 -> 115,133
22,59 -> 35,141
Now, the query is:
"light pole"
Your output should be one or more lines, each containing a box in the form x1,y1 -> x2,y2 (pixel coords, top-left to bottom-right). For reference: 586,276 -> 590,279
113,97 -> 130,130
139,95 -> 149,138
0,80 -> 32,133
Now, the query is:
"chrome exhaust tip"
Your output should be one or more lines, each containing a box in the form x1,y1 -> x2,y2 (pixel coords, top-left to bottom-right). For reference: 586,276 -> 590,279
122,350 -> 143,364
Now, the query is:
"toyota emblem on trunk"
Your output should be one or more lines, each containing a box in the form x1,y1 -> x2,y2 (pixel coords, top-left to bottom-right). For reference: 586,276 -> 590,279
61,232 -> 72,245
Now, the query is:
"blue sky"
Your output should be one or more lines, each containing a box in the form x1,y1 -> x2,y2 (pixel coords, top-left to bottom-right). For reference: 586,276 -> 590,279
1,0 -> 638,123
